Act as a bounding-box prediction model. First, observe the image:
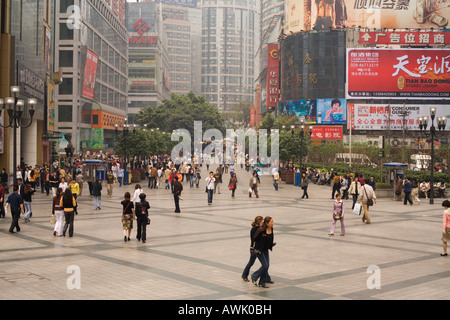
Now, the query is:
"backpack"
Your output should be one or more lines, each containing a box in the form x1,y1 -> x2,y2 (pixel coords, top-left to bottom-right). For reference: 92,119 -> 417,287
136,201 -> 148,216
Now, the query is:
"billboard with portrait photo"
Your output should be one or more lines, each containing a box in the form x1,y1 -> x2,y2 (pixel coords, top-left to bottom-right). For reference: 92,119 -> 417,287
316,98 -> 347,124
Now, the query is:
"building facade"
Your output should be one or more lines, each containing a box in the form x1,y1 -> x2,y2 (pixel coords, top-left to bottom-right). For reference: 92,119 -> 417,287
201,0 -> 260,111
127,1 -> 171,124
55,0 -> 128,155
0,0 -> 58,174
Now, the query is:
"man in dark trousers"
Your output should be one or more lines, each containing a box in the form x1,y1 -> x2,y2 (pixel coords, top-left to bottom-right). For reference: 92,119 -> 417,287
5,185 -> 25,233
173,176 -> 183,213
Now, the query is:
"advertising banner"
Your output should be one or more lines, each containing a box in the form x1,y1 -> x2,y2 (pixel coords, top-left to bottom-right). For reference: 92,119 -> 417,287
250,106 -> 256,127
285,0 -> 307,33
309,0 -> 450,30
81,49 -> 99,100
266,43 -> 280,108
278,98 -> 347,124
359,31 -> 450,45
348,103 -> 450,131
346,48 -> 450,99
311,126 -> 343,140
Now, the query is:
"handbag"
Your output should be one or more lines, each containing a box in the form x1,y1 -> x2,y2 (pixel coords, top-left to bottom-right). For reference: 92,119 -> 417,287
333,202 -> 343,220
364,186 -> 374,206
50,215 -> 56,225
353,203 -> 362,215
147,217 -> 151,225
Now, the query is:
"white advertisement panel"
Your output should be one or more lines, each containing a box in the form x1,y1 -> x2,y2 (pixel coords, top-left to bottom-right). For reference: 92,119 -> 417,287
285,0 -> 306,33
348,103 -> 450,131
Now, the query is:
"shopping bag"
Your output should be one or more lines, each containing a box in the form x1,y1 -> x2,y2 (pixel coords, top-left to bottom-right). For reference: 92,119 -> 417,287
353,203 -> 362,215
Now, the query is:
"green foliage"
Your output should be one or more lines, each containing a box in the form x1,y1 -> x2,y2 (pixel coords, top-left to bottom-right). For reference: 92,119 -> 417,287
115,130 -> 176,158
136,91 -> 225,135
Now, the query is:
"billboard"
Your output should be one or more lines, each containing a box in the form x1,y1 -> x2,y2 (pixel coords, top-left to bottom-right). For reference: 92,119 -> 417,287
359,31 -> 450,45
285,0 -> 306,33
278,98 -> 347,124
346,48 -> 450,99
81,49 -> 99,100
266,43 -> 279,108
311,126 -> 343,140
309,0 -> 450,30
348,103 -> 450,131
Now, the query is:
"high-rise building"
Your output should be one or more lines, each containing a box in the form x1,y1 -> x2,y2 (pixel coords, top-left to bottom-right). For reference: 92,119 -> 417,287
127,1 -> 171,124
0,0 -> 58,172
54,0 -> 128,155
201,0 -> 260,111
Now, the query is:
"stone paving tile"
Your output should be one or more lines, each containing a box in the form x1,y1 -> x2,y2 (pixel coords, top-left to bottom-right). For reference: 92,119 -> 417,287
0,166 -> 449,301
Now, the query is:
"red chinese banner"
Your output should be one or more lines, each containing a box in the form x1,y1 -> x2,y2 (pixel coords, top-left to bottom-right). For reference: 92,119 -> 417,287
266,43 -> 279,108
359,31 -> 450,46
347,48 -> 450,99
310,126 -> 343,140
81,49 -> 98,100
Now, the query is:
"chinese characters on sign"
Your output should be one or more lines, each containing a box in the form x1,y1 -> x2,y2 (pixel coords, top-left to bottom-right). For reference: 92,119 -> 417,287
267,44 -> 280,108
347,48 -> 450,99
359,31 -> 449,45
311,126 -> 343,140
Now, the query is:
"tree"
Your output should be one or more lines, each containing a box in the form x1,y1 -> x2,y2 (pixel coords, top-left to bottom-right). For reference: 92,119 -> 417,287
136,91 -> 225,136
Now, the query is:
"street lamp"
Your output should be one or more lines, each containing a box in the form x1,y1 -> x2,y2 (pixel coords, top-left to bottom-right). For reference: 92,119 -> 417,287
0,86 -> 37,185
418,108 -> 447,204
291,119 -> 313,189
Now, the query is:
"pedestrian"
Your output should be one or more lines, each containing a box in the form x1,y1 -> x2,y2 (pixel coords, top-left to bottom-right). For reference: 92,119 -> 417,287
0,182 -> 5,218
76,171 -> 84,196
349,176 -> 361,209
358,180 -> 376,224
249,172 -> 259,198
205,171 -> 215,205
135,193 -> 150,243
106,170 -> 115,197
440,200 -> 450,256
194,166 -> 201,188
117,167 -> 124,187
213,169 -> 222,194
300,173 -> 309,198
331,173 -> 341,199
60,188 -> 77,237
121,192 -> 134,242
403,177 -> 413,205
251,216 -> 275,288
52,188 -> 64,236
1,168 -> 8,194
49,171 -> 59,197
68,178 -> 80,214
341,175 -> 349,200
131,184 -> 143,205
395,177 -> 403,201
22,184 -> 35,223
329,192 -> 345,236
92,177 -> 102,210
228,172 -> 238,199
411,178 -> 420,204
273,170 -> 280,191
59,177 -> 68,193
242,216 -> 264,282
173,176 -> 183,213
5,185 -> 25,233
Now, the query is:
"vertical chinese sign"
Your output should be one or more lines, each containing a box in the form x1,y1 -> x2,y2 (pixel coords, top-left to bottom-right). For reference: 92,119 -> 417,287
266,43 -> 279,108
250,106 -> 256,127
81,49 -> 99,99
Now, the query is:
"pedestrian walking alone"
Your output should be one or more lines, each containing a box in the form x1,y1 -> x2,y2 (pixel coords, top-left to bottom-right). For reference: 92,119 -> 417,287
440,200 -> 450,256
135,193 -> 150,243
228,173 -> 238,199
349,177 -> 361,209
22,184 -> 35,223
52,188 -> 64,236
329,193 -> 345,236
61,188 -> 77,237
251,216 -> 275,288
5,185 -> 24,233
358,181 -> 376,224
206,172 -> 215,205
92,178 -> 102,210
242,216 -> 264,282
173,176 -> 183,213
121,192 -> 134,242
403,177 -> 413,205
249,172 -> 259,198
300,173 -> 309,199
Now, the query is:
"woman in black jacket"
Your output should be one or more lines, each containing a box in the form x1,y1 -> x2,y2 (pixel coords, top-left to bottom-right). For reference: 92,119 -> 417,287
251,216 -> 275,288
241,216 -> 263,282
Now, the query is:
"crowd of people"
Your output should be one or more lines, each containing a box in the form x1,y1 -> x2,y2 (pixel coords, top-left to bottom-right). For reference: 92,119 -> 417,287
1,154 -> 449,291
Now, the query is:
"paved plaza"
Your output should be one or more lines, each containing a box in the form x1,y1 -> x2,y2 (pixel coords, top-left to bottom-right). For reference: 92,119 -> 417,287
0,166 -> 449,301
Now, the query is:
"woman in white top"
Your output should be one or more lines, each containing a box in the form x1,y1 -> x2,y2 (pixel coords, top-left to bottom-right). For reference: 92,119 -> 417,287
58,177 -> 68,192
205,172 -> 215,205
131,184 -> 144,204
16,166 -> 23,180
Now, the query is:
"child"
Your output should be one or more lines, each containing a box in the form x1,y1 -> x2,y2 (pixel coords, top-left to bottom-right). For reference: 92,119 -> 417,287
329,192 -> 345,236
